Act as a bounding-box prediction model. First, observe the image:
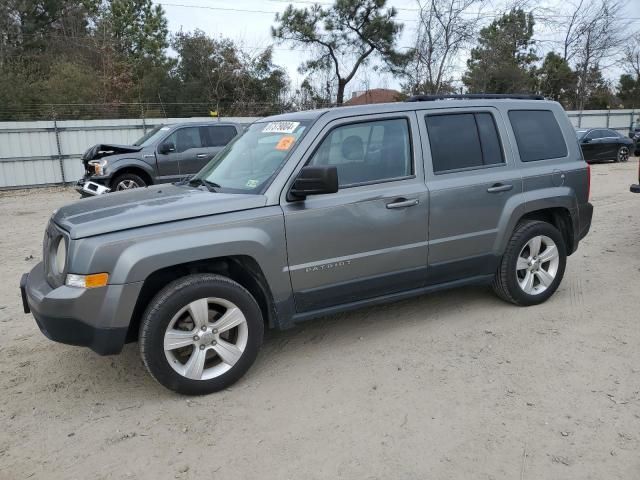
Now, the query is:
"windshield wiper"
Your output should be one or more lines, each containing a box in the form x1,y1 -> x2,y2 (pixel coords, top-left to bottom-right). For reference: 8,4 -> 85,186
187,177 -> 221,192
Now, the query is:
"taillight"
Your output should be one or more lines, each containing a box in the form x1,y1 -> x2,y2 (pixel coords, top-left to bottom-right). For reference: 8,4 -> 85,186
587,163 -> 591,200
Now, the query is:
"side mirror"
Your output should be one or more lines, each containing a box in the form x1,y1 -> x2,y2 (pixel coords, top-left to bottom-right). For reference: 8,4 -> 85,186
582,137 -> 591,144
289,166 -> 338,200
159,141 -> 175,154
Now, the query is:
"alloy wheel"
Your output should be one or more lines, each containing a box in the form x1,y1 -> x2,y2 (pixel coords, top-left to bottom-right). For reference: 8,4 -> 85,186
116,179 -> 140,190
163,298 -> 248,380
515,235 -> 560,295
618,146 -> 629,162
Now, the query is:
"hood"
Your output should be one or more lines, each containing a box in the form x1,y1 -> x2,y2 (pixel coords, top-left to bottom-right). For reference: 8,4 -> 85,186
53,184 -> 268,239
82,143 -> 143,161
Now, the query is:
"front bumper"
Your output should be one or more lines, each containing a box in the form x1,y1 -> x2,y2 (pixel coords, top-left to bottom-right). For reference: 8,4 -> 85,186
21,262 -> 143,355
75,177 -> 111,196
631,184 -> 640,193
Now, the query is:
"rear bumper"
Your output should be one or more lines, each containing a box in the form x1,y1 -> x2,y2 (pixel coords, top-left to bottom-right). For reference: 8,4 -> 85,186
578,202 -> 593,241
631,184 -> 640,193
22,262 -> 143,355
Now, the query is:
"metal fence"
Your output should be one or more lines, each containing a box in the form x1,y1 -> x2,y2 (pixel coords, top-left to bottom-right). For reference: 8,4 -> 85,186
1,109 -> 638,190
566,109 -> 638,133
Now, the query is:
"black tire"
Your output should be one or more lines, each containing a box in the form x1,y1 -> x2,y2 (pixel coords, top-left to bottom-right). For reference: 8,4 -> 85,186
617,145 -> 629,162
111,172 -> 147,191
139,274 -> 264,395
492,220 -> 567,306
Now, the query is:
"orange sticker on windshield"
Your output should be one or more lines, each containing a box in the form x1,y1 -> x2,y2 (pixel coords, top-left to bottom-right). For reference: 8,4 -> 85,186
276,135 -> 296,151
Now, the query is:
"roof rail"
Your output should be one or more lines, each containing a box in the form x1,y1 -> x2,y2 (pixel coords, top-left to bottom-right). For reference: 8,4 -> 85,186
406,94 -> 545,102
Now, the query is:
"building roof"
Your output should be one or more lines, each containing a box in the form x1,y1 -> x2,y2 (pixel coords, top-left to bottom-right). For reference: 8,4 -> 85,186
344,89 -> 403,106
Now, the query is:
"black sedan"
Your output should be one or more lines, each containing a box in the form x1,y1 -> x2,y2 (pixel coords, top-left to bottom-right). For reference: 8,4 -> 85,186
576,128 -> 635,163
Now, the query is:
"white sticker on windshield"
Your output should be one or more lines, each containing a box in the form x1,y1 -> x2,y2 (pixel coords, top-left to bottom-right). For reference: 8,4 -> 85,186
262,121 -> 300,134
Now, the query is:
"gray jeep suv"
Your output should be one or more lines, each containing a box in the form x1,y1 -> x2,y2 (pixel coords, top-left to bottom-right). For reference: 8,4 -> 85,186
21,95 -> 593,395
77,121 -> 242,196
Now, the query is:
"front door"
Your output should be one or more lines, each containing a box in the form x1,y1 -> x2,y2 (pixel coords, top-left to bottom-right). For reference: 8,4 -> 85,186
174,126 -> 206,175
417,108 -> 523,282
156,126 -> 205,180
582,130 -> 606,161
282,114 -> 429,313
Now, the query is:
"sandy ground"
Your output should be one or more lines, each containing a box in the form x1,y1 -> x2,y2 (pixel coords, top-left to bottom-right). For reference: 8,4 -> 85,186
0,160 -> 639,480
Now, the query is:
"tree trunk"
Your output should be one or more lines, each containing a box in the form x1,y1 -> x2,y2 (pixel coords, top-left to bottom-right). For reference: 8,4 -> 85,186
336,79 -> 346,105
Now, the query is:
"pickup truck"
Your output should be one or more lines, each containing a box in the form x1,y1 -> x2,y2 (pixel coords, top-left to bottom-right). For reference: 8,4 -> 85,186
77,121 -> 243,196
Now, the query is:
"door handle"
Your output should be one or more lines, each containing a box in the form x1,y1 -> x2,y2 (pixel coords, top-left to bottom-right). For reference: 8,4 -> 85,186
386,198 -> 419,209
487,183 -> 513,193
196,154 -> 208,158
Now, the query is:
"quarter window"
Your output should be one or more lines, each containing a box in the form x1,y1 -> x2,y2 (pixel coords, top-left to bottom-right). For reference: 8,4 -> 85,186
508,110 -> 568,161
308,118 -> 412,187
425,112 -> 504,173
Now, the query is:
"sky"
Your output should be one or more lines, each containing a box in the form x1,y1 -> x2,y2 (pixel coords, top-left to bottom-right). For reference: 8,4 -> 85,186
156,0 -> 638,96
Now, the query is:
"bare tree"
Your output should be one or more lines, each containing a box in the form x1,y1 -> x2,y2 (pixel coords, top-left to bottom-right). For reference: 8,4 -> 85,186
623,32 -> 640,79
558,0 -> 627,109
560,0 -> 585,63
404,0 -> 485,94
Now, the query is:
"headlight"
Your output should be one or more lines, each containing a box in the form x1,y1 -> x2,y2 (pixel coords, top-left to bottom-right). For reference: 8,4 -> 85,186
88,159 -> 107,175
54,236 -> 67,275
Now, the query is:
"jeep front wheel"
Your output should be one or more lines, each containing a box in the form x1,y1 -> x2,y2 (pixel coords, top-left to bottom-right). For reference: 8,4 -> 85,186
492,220 -> 567,306
139,274 -> 264,395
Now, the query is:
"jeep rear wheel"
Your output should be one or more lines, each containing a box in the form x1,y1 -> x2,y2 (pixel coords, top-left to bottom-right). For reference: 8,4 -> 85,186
492,220 -> 567,306
139,274 -> 264,395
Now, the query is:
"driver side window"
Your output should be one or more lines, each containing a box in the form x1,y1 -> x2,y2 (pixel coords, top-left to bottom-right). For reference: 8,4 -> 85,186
585,130 -> 602,140
308,118 -> 412,187
164,127 -> 203,153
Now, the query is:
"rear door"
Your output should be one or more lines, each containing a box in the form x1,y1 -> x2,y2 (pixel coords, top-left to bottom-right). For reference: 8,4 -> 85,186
281,113 -> 429,313
199,125 -> 239,170
601,129 -> 620,159
418,108 -> 523,282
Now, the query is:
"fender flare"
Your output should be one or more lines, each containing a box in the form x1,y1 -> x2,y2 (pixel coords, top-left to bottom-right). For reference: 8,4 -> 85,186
105,158 -> 155,182
494,187 -> 577,255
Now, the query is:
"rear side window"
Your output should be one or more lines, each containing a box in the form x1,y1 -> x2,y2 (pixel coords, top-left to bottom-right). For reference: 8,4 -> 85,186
508,110 -> 567,161
425,112 -> 504,173
603,129 -> 620,138
202,126 -> 237,147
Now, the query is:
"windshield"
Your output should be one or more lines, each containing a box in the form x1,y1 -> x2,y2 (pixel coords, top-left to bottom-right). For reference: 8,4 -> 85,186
193,120 -> 310,193
133,125 -> 170,146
